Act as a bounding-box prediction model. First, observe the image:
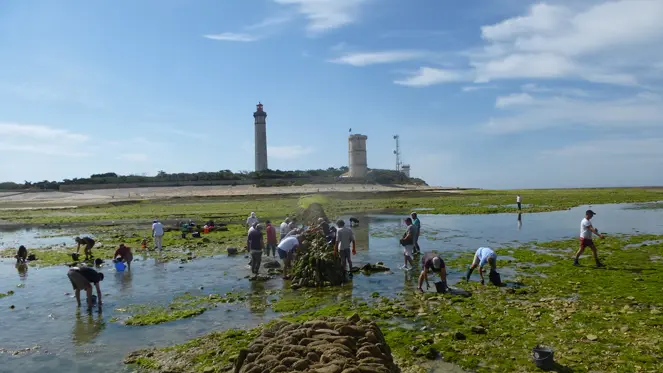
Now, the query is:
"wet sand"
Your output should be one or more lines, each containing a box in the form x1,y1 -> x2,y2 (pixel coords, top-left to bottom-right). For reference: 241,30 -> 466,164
0,184 -> 453,209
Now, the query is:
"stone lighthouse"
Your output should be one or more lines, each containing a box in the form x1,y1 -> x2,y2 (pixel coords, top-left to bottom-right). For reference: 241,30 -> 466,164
348,134 -> 368,178
254,102 -> 268,172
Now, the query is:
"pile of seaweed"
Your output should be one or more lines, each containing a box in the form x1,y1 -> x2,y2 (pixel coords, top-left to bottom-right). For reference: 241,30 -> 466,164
291,203 -> 345,288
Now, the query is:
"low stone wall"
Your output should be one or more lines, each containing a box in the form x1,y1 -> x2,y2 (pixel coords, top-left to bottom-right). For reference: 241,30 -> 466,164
236,315 -> 400,373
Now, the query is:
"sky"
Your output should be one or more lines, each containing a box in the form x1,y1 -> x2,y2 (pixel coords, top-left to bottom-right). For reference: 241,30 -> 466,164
1,0 -> 662,189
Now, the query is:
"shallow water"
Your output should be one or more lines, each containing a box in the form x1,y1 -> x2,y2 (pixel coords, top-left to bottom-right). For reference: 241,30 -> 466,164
1,203 -> 663,372
0,228 -> 85,250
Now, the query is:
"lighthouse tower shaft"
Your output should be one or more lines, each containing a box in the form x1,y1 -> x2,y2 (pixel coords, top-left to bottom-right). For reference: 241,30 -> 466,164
254,103 -> 268,172
348,134 -> 368,178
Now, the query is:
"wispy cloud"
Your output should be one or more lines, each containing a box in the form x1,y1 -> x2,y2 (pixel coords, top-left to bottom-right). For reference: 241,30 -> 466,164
203,33 -> 259,42
495,93 -> 534,108
0,143 -> 89,157
245,15 -> 294,30
521,83 -> 590,97
394,67 -> 469,87
462,85 -> 498,93
380,30 -> 449,39
268,145 -> 314,159
0,123 -> 88,141
274,0 -> 369,34
330,50 -> 427,66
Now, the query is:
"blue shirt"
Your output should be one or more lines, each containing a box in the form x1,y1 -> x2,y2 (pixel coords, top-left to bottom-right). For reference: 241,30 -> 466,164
475,247 -> 496,267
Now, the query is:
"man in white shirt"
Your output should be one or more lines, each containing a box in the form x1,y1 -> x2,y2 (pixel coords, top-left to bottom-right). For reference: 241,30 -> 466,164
575,210 -> 604,267
466,247 -> 497,285
516,195 -> 522,211
152,220 -> 164,251
277,235 -> 300,278
246,212 -> 259,228
279,218 -> 290,242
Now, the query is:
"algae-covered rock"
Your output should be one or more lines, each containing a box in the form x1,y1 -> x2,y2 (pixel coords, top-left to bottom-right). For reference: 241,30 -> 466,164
235,317 -> 400,373
264,260 -> 281,269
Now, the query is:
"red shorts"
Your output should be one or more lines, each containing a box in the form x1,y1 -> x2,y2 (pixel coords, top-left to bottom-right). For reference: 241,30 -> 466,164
579,238 -> 595,249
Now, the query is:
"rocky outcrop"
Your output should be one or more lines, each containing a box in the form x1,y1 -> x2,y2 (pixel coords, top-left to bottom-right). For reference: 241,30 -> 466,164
235,315 -> 400,373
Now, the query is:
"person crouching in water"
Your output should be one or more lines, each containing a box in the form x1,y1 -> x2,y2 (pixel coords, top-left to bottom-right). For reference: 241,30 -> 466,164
335,219 -> 356,278
418,252 -> 447,293
75,236 -> 96,260
466,247 -> 497,285
277,234 -> 301,279
16,245 -> 28,264
67,266 -> 104,310
114,244 -> 133,271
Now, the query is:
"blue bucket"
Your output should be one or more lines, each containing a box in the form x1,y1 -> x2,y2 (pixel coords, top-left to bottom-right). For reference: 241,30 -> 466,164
114,261 -> 126,272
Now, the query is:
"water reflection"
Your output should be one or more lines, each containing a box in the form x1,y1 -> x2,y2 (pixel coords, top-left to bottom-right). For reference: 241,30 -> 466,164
16,263 -> 28,280
517,213 -> 522,230
114,271 -> 132,293
248,281 -> 268,314
72,309 -> 105,346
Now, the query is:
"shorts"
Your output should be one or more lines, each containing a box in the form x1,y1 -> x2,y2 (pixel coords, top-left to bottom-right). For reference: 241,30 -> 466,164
579,238 -> 595,249
68,270 -> 91,290
278,248 -> 288,260
403,245 -> 414,258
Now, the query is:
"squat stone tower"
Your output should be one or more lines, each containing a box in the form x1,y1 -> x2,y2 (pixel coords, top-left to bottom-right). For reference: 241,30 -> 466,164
254,102 -> 268,172
348,134 -> 368,178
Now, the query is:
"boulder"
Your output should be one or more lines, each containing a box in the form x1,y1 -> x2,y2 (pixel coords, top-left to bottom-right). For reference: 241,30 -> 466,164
264,260 -> 281,269
227,247 -> 239,256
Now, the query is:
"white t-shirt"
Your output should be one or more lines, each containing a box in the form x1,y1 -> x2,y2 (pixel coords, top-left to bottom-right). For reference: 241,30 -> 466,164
247,216 -> 258,227
279,222 -> 289,236
580,218 -> 593,239
516,196 -> 521,203
474,247 -> 496,267
152,222 -> 164,236
278,236 -> 299,253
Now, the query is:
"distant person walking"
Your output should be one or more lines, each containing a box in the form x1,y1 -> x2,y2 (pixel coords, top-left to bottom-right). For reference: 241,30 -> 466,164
335,220 -> 356,278
113,244 -> 133,271
75,237 -> 96,260
400,218 -> 416,270
466,247 -> 497,285
152,220 -> 164,251
247,224 -> 264,275
575,210 -> 605,267
265,221 -> 278,257
246,212 -> 259,228
279,217 -> 291,241
411,212 -> 421,254
516,195 -> 522,211
67,266 -> 104,310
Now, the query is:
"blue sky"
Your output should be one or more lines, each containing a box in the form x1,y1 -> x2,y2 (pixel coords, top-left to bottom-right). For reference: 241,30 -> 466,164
1,0 -> 662,189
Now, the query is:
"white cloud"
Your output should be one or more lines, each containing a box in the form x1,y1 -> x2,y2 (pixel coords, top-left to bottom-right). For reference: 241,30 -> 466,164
330,50 -> 427,66
203,33 -> 258,42
274,0 -> 368,34
462,85 -> 498,93
399,0 -> 663,87
245,15 -> 294,30
394,67 -> 468,87
483,93 -> 663,133
268,145 -> 314,159
117,153 -> 149,162
495,93 -> 534,108
0,123 -> 88,142
521,83 -> 590,97
0,143 -> 88,157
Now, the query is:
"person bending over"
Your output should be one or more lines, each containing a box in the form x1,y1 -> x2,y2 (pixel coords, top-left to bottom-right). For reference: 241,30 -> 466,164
16,245 -> 28,264
75,236 -> 96,260
418,252 -> 447,293
277,235 -> 301,279
67,266 -> 104,310
466,247 -> 497,285
114,244 -> 134,271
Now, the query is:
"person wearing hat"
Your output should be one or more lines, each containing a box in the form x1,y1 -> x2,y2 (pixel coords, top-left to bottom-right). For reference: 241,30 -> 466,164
466,247 -> 497,284
247,223 -> 265,275
67,266 -> 104,309
418,252 -> 447,292
246,212 -> 259,228
575,210 -> 605,267
152,219 -> 164,251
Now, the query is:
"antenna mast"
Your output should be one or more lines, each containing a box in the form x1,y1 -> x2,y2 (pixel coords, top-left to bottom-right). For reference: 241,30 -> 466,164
393,135 -> 401,172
